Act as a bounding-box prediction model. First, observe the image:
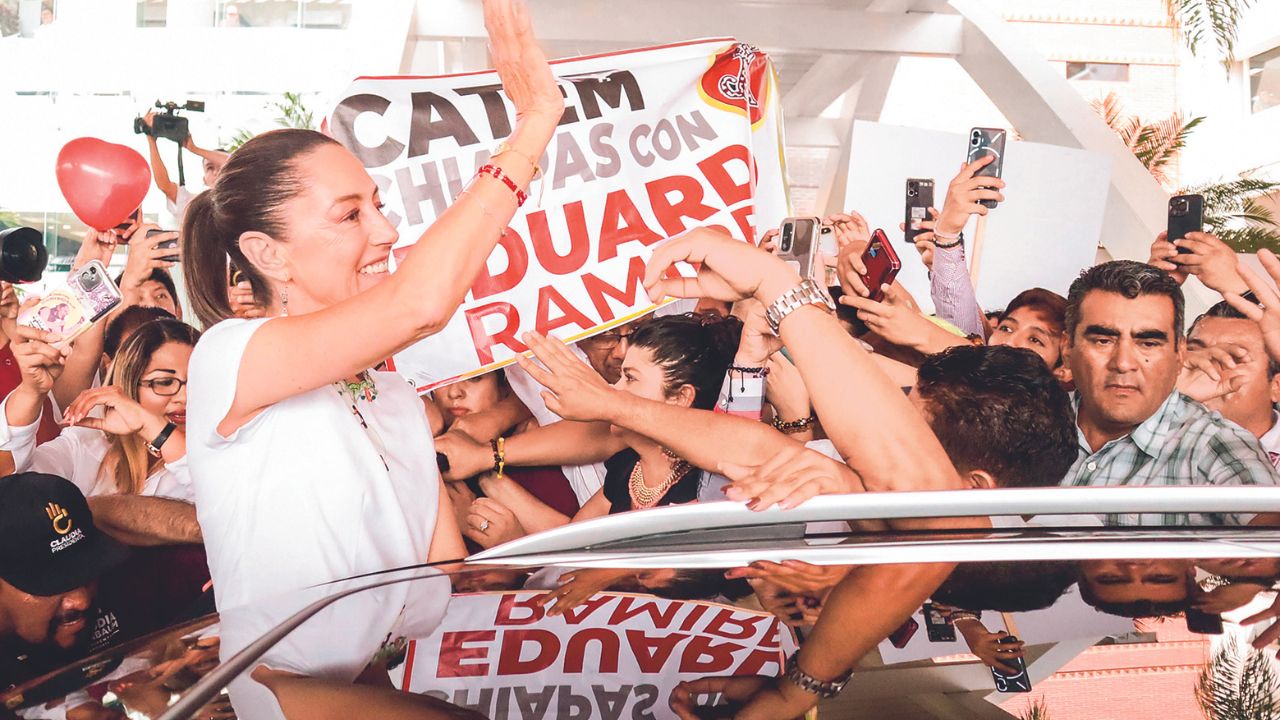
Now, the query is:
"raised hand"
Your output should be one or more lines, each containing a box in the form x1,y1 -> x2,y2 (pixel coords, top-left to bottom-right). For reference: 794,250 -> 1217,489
11,325 -> 68,395
533,567 -> 633,616
1148,231 -> 1189,284
1172,231 -> 1248,295
64,386 -> 163,437
464,496 -> 525,549
669,676 -> 771,720
731,299 -> 782,367
120,223 -> 179,304
719,441 -> 859,510
1177,343 -> 1251,403
73,228 -> 120,272
963,627 -> 1025,675
645,228 -> 801,306
516,331 -> 623,422
1223,249 -> 1280,365
900,207 -> 940,270
484,0 -> 563,121
936,155 -> 1006,235
434,430 -> 492,481
725,559 -> 851,595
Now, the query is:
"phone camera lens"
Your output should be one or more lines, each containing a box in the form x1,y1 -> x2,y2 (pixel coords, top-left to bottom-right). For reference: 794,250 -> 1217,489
971,134 -> 982,146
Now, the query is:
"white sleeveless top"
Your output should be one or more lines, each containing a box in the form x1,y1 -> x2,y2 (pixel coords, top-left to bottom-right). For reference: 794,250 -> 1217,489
186,318 -> 440,613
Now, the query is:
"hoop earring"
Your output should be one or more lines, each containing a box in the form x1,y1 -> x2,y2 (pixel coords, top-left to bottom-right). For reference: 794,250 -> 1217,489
280,284 -> 289,317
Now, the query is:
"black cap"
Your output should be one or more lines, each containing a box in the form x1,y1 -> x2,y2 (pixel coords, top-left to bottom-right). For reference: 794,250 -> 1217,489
0,473 -> 128,597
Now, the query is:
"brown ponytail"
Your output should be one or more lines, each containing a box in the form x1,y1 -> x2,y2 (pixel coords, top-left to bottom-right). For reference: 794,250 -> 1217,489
180,128 -> 340,329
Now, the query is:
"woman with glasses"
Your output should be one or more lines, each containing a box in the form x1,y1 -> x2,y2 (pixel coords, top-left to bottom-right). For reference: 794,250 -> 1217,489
1,319 -> 198,500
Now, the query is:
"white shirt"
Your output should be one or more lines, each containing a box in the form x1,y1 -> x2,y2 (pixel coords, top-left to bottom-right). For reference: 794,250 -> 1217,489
0,396 -> 192,500
187,319 -> 441,612
166,185 -> 195,225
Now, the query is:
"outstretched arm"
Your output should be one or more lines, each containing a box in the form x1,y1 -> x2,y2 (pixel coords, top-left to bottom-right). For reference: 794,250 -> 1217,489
87,495 -> 202,546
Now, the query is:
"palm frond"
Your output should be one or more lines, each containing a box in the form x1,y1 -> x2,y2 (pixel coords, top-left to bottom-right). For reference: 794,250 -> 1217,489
1196,635 -> 1280,720
1167,0 -> 1255,61
1018,697 -> 1053,720
1090,93 -> 1203,185
1182,176 -> 1280,253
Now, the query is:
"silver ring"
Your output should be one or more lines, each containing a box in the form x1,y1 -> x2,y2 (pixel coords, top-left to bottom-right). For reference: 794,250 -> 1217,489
479,519 -> 490,532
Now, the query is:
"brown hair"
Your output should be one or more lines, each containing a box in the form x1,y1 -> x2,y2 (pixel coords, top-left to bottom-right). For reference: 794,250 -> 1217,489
99,319 -> 201,495
181,129 -> 340,329
1000,287 -> 1067,334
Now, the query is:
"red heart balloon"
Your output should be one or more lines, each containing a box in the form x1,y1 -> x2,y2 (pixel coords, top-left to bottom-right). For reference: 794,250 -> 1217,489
55,138 -> 151,231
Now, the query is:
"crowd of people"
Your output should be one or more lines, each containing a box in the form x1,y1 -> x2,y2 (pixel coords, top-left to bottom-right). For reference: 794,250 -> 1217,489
3,0 -> 1280,718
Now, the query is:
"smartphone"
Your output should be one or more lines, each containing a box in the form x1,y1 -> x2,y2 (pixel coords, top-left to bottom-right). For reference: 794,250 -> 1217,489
965,128 -> 1007,209
146,229 -> 180,263
859,229 -> 902,302
922,602 -> 957,643
989,635 -> 1032,693
904,178 -> 935,245
887,616 -> 919,649
18,260 -> 123,349
1168,193 -> 1204,254
777,216 -> 822,280
1185,607 -> 1224,635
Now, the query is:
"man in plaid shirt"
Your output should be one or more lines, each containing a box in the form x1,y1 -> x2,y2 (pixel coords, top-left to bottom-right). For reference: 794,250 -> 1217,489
1058,261 -> 1277,525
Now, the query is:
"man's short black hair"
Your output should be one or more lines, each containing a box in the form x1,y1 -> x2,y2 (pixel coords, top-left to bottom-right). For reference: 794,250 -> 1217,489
932,561 -> 1078,612
916,345 -> 1077,488
112,267 -> 180,311
1077,579 -> 1191,619
1064,260 -> 1184,340
1190,300 -> 1280,378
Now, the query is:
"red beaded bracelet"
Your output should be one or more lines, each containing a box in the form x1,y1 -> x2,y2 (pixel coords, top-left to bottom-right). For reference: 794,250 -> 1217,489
476,164 -> 528,207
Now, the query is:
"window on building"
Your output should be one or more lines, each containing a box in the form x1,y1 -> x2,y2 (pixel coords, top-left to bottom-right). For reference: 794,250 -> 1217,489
1066,62 -> 1130,82
1249,46 -> 1280,114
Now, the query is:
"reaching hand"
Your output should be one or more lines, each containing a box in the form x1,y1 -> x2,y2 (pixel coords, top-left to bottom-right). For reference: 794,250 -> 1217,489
725,559 -> 851,595
835,234 -> 871,298
73,228 -> 120,272
1171,231 -> 1248,295
936,155 -> 1005,236
1178,343 -> 1251,403
749,576 -> 823,628
731,299 -> 782,367
719,441 -> 859,510
900,207 -> 940,270
517,331 -> 624,422
533,568 -> 633,616
1193,582 -> 1267,615
64,386 -> 164,437
841,283 -> 940,351
757,228 -> 781,255
0,282 -> 18,321
228,280 -> 265,319
484,0 -> 563,121
11,325 -> 68,395
644,228 -> 801,307
669,676 -> 772,720
464,497 -> 525,549
1223,249 -> 1280,366
434,430 -> 492,481
120,224 -> 179,303
825,211 -> 871,249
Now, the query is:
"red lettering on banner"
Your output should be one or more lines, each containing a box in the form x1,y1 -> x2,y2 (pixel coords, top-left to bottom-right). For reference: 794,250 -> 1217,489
646,174 -> 717,236
535,285 -> 594,336
471,229 -> 530,300
731,205 -> 758,245
734,647 -> 786,676
626,629 -> 688,673
558,594 -> 614,625
678,603 -> 709,631
497,629 -> 561,675
704,608 -> 765,640
564,628 -> 621,673
609,595 -> 681,628
699,145 -> 753,208
437,630 -> 495,677
465,302 -> 525,365
757,619 -> 783,649
597,189 -> 663,262
679,636 -> 743,674
528,202 -> 591,275
495,593 -> 545,626
581,256 -> 645,323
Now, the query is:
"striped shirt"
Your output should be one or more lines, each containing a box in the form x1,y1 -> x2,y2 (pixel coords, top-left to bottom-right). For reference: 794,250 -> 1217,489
1061,392 -> 1278,526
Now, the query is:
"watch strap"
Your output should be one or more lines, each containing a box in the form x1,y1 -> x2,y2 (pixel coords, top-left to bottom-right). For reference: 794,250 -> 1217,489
765,279 -> 836,334
146,422 -> 178,457
784,653 -> 851,698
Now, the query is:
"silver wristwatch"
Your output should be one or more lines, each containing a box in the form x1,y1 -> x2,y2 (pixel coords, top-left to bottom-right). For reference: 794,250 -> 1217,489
784,653 -> 851,698
765,279 -> 836,334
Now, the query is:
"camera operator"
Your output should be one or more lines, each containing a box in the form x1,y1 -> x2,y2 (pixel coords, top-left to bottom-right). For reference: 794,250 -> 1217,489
139,110 -> 228,223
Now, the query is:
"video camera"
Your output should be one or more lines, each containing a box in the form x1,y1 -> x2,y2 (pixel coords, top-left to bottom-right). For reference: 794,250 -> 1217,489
133,100 -> 205,144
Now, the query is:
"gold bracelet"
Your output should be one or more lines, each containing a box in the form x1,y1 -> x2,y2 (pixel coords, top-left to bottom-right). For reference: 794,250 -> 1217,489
492,140 -> 542,179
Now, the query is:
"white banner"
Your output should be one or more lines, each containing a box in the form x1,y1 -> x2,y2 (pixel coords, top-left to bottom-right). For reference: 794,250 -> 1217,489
397,591 -> 798,719
327,39 -> 790,391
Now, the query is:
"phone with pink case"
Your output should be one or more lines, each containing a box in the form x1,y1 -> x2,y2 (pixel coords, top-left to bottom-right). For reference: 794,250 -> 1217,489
18,261 -> 122,349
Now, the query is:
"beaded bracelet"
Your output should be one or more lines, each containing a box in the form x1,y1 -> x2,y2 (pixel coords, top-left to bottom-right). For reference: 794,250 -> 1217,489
772,415 -> 816,434
729,364 -> 769,375
933,230 -> 964,250
476,164 -> 528,206
490,436 -> 506,477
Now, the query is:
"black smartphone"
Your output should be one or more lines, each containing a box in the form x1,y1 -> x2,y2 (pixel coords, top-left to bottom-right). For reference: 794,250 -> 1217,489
990,635 -> 1032,693
145,229 -> 179,263
966,127 -> 1007,209
887,616 -> 919,649
777,216 -> 822,280
1185,607 -> 1224,635
1168,193 -> 1204,254
904,178 -> 935,245
922,602 -> 956,643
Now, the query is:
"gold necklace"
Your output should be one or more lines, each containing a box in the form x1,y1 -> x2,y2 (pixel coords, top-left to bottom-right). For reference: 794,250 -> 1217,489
629,457 -> 689,509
